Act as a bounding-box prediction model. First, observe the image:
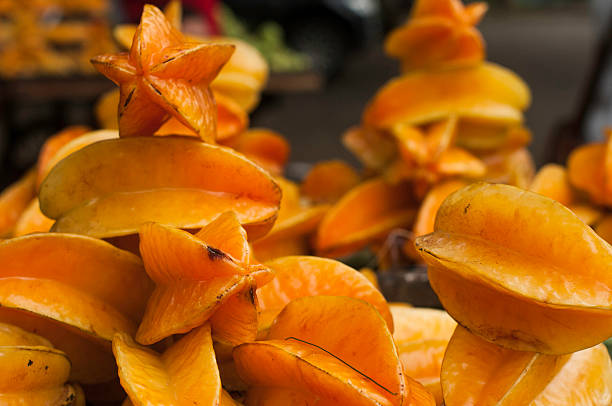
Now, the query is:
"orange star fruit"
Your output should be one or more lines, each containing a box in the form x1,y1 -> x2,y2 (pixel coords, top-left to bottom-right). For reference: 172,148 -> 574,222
316,177 -> 416,257
0,170 -> 36,238
234,296 -> 435,406
391,304 -> 456,405
0,322 -> 85,405
91,5 -> 234,142
385,0 -> 487,71
413,179 -> 467,237
113,0 -> 268,113
114,324 -> 236,406
342,126 -> 397,171
252,178 -> 329,262
15,129 -> 118,237
136,212 -> 271,345
220,128 -> 290,176
529,164 -> 602,225
35,125 -> 91,188
0,233 -> 152,384
363,63 -> 530,132
300,160 -> 361,204
388,116 -> 485,188
37,129 -> 119,186
13,198 -> 54,236
455,121 -> 531,154
567,130 -> 612,207
39,136 -> 281,240
480,147 -> 535,189
441,326 -> 612,405
98,87 -> 249,140
256,256 -> 393,334
416,182 -> 612,354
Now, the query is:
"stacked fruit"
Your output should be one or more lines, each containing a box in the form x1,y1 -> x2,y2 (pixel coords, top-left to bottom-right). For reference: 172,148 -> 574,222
0,1 -> 612,405
0,4 -> 442,405
416,182 -> 612,404
95,0 -> 268,141
0,0 -> 116,77
0,322 -> 85,404
0,233 -> 152,402
525,128 -> 612,246
0,2 -> 331,260
315,0 -> 535,260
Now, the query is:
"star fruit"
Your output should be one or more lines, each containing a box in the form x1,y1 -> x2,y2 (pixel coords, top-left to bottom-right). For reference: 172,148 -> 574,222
91,4 -> 234,142
416,182 -> 612,354
136,212 -> 272,346
385,0 -> 488,71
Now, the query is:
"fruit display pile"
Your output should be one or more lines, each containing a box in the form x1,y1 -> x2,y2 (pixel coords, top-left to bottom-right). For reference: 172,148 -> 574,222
0,0 -> 116,77
316,0 -> 534,261
0,0 -> 611,405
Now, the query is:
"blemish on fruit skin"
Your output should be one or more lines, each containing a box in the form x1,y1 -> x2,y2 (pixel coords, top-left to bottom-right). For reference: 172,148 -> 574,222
27,359 -> 33,366
248,285 -> 256,305
207,246 -> 228,261
62,392 -> 75,405
464,203 -> 471,214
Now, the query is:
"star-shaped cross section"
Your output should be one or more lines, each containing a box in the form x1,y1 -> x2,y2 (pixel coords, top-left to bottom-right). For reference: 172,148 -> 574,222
91,5 -> 234,142
136,211 -> 273,346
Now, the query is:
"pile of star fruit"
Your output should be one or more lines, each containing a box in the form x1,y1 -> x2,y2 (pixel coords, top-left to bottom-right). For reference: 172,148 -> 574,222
0,4 -> 434,406
528,128 -> 612,245
312,0 -> 535,262
0,2 -> 612,406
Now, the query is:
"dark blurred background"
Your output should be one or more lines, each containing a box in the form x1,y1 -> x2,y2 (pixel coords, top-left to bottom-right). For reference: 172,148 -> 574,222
0,0 -> 610,188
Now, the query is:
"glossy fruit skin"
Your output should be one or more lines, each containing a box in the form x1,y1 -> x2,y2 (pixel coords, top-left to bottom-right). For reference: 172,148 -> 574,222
363,63 -> 530,131
567,134 -> 612,207
316,178 -> 416,258
0,322 -> 85,405
136,213 -> 269,346
234,296 -> 433,406
529,164 -> 602,225
0,233 -> 151,384
13,198 -> 54,236
92,5 -> 235,142
114,323 -> 223,406
391,304 -> 456,405
383,117 -> 486,191
258,256 -> 393,332
441,326 -> 612,406
413,180 -> 467,237
416,182 -> 612,354
38,130 -> 119,185
39,136 -> 281,240
113,1 -> 268,114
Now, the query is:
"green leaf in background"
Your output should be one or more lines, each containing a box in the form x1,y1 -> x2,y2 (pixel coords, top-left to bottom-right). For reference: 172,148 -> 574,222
220,4 -> 311,73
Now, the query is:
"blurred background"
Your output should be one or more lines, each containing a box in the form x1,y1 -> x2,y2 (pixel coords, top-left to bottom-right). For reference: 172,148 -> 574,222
0,0 -> 610,188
